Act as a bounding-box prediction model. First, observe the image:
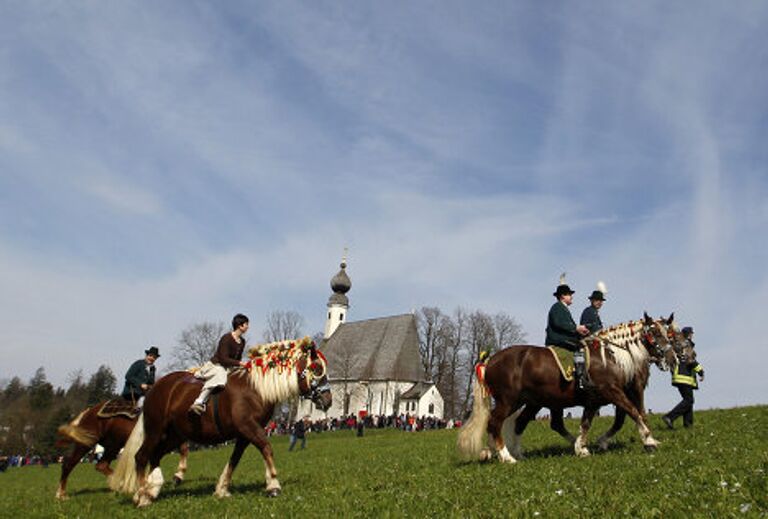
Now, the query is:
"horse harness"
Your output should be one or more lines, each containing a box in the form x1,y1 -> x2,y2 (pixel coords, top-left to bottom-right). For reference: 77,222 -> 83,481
298,354 -> 331,403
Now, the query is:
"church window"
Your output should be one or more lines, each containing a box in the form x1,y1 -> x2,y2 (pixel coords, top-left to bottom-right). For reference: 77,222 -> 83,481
429,403 -> 434,414
340,313 -> 344,321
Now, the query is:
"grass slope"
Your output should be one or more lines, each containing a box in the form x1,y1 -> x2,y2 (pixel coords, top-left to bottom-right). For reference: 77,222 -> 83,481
1,406 -> 766,518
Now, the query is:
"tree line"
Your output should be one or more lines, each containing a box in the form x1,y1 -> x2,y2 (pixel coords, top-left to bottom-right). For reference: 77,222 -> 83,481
0,308 -> 525,455
415,307 -> 525,420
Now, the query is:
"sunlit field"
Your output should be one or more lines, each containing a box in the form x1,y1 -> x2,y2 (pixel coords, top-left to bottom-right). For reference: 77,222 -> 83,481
2,407 -> 766,518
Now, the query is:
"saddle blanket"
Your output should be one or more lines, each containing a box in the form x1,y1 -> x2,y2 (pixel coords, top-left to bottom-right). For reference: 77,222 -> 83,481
96,399 -> 140,419
547,346 -> 591,382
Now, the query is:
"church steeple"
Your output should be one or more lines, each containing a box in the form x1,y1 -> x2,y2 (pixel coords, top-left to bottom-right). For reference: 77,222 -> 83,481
324,251 -> 351,339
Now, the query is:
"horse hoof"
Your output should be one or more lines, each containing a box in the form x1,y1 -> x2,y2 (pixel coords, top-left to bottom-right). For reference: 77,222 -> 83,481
174,476 -> 183,486
266,488 -> 281,498
55,492 -> 68,501
479,449 -> 493,462
644,444 -> 657,453
136,496 -> 153,508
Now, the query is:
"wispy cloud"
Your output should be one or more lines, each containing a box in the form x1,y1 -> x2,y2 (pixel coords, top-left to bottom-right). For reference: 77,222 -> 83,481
0,2 -> 765,411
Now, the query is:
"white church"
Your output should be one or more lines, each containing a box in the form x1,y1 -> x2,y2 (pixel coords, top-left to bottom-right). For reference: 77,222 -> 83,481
297,258 -> 444,421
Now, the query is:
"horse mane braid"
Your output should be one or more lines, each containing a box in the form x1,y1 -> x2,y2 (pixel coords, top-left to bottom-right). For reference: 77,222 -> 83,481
245,337 -> 313,403
595,320 -> 649,381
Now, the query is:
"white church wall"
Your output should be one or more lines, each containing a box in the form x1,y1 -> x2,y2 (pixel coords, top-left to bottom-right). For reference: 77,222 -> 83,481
417,386 -> 444,418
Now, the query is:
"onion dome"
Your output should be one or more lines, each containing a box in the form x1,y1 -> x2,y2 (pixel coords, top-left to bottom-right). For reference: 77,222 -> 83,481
328,259 -> 351,306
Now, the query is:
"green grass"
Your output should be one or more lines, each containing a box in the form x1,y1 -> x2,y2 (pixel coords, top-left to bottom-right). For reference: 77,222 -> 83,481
2,406 -> 766,518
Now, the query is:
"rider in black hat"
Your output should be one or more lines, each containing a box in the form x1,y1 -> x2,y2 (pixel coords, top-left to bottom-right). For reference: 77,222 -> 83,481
121,346 -> 159,407
580,282 -> 606,334
546,275 -> 590,388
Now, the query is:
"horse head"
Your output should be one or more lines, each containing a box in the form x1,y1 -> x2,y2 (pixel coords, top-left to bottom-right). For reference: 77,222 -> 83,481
297,340 -> 332,412
641,312 -> 676,371
661,318 -> 696,371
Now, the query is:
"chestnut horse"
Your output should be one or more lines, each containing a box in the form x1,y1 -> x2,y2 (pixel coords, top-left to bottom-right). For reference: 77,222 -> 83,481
55,400 -> 189,499
457,313 -> 675,463
110,337 -> 331,507
524,318 -> 684,454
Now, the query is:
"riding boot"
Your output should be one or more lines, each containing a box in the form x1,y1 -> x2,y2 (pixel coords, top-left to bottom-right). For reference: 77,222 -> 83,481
573,350 -> 584,389
189,388 -> 211,415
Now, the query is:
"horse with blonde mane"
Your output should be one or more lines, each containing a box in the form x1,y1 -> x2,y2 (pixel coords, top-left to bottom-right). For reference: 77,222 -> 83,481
110,337 -> 331,507
457,313 -> 676,463
55,400 -> 189,500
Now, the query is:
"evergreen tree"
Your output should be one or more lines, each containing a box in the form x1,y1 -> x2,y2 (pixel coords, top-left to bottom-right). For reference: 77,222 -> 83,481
86,365 -> 117,405
28,368 -> 54,411
2,376 -> 26,403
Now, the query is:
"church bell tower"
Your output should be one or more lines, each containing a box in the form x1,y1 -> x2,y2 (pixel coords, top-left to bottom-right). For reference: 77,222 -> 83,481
324,252 -> 351,339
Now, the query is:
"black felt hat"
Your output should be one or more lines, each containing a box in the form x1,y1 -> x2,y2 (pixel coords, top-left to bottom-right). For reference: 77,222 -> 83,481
145,346 -> 160,357
553,284 -> 575,297
588,290 -> 606,301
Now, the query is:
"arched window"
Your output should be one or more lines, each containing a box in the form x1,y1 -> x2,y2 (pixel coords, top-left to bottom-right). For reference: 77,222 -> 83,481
429,403 -> 434,414
340,313 -> 344,321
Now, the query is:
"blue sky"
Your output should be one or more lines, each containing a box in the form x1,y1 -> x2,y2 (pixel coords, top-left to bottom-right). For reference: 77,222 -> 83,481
1,2 -> 766,411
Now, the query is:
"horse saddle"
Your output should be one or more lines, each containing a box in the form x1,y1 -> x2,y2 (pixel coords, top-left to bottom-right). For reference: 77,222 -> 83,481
547,346 -> 591,382
96,399 -> 141,419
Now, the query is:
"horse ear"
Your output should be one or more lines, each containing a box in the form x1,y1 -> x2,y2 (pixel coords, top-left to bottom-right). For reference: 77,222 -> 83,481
643,311 -> 652,324
666,313 -> 675,325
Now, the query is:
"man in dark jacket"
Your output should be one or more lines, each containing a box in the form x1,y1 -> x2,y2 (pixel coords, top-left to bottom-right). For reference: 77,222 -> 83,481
288,416 -> 308,451
546,281 -> 589,388
121,346 -> 159,407
580,285 -> 606,334
663,327 -> 704,429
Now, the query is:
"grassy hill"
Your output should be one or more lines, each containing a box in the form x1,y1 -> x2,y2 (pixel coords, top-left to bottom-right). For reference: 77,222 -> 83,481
1,406 -> 766,518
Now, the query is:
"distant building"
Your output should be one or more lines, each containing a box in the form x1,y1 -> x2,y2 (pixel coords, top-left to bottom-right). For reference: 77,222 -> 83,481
298,257 -> 443,420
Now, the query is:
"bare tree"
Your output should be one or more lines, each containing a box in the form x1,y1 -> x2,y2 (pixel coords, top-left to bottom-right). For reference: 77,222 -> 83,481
333,337 -> 358,416
459,310 -> 495,417
170,321 -> 226,370
263,310 -> 305,342
436,308 -> 467,420
493,312 -> 526,350
416,307 -> 448,380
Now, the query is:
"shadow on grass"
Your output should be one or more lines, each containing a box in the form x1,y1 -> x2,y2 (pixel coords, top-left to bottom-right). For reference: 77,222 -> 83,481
452,440 -> 634,467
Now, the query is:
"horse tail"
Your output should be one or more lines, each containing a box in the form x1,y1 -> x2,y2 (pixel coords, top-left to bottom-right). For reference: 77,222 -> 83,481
456,362 -> 492,462
109,413 -> 145,494
56,409 -> 97,448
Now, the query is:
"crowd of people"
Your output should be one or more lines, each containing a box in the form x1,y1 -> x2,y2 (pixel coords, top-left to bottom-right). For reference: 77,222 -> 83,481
0,454 -> 52,471
266,413 -> 461,438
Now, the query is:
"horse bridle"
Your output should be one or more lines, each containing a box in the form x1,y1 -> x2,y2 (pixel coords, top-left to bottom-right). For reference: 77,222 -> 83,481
641,320 -> 673,368
298,354 -> 331,402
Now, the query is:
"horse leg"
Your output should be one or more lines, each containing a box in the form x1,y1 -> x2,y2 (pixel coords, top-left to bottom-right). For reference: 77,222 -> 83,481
55,443 -> 90,500
605,387 -> 659,452
574,407 -> 598,457
597,408 -> 626,451
488,400 -> 519,464
95,442 -> 121,477
233,416 -> 282,496
214,438 -> 248,498
174,442 -> 189,485
505,405 -> 539,460
133,438 -> 165,507
550,408 -> 577,446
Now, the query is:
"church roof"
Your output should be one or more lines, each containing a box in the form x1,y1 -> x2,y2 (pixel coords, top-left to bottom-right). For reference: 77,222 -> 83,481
400,381 -> 434,400
321,313 -> 424,383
